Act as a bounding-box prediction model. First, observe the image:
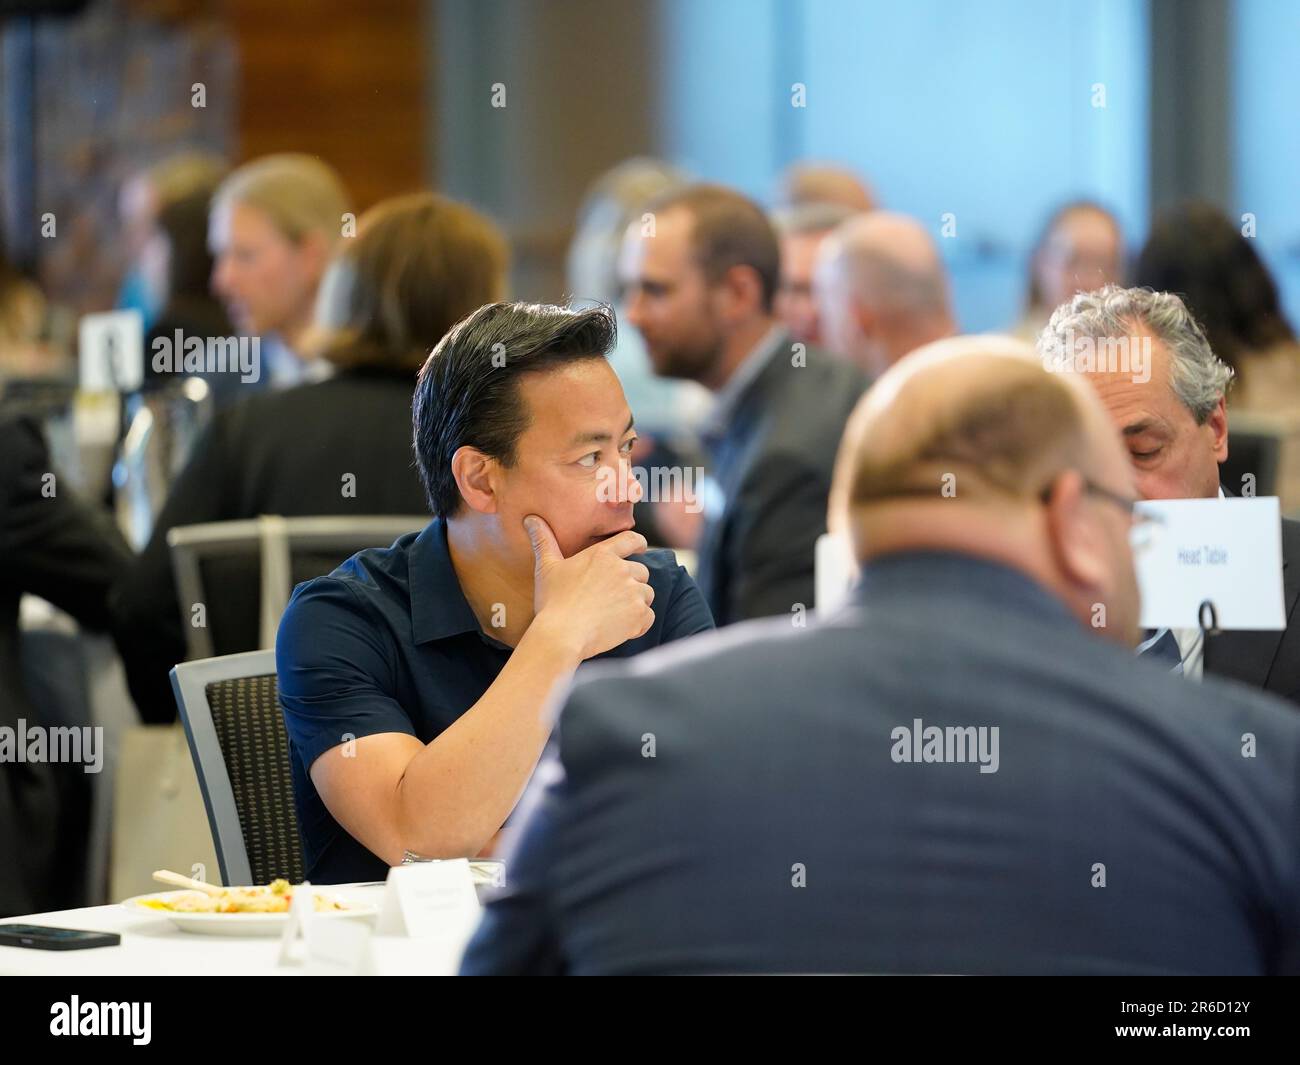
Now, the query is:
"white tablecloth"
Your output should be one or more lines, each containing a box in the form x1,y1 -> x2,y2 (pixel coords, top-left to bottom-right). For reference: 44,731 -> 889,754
0,885 -> 478,975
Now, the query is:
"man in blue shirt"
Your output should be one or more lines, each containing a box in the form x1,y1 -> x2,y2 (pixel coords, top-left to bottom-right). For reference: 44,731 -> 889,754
277,302 -> 713,883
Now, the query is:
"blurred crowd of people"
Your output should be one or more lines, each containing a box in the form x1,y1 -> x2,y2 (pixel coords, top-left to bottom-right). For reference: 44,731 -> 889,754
4,146 -> 1300,973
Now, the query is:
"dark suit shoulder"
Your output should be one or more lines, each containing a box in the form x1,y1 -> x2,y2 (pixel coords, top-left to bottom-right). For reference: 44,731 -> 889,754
218,372 -> 413,437
563,599 -> 1300,757
207,373 -> 424,516
753,341 -> 866,407
556,614 -> 797,768
741,345 -> 865,469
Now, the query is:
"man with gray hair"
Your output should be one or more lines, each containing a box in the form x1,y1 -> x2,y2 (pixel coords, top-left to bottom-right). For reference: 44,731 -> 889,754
814,212 -> 955,378
1038,283 -> 1300,703
771,202 -> 859,344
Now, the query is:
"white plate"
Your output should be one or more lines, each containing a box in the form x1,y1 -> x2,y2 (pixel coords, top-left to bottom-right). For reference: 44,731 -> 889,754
121,890 -> 379,937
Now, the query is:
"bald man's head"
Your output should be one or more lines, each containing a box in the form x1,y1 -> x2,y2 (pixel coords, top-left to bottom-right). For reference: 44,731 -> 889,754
815,213 -> 955,378
831,335 -> 1141,646
776,162 -> 876,213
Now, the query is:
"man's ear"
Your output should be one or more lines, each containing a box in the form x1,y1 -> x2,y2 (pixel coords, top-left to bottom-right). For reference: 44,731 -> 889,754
1206,396 -> 1229,463
718,263 -> 765,322
451,445 -> 498,514
1044,469 -> 1107,589
852,297 -> 878,340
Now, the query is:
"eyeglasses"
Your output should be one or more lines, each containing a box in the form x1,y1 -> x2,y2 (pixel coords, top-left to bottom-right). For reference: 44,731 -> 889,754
1040,476 -> 1163,552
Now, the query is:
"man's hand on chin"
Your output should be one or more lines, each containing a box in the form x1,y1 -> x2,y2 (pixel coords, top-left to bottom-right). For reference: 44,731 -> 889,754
525,513 -> 656,660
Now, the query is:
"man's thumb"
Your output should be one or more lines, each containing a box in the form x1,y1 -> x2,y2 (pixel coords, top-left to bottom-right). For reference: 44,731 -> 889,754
524,514 -> 561,569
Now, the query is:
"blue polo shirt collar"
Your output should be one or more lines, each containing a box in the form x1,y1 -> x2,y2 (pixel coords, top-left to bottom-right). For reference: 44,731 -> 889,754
407,517 -> 485,644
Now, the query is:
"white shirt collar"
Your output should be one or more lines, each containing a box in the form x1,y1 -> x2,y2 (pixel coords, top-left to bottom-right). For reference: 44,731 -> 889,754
704,325 -> 787,435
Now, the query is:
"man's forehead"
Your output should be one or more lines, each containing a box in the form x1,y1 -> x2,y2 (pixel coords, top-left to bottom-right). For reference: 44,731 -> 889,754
516,361 -> 628,434
1051,209 -> 1115,242
622,211 -> 687,269
1082,374 -> 1168,438
1070,329 -> 1169,398
783,231 -> 826,271
1067,376 -> 1137,469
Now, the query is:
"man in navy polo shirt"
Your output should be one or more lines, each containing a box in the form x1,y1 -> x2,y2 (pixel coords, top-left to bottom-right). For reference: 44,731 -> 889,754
277,301 -> 714,883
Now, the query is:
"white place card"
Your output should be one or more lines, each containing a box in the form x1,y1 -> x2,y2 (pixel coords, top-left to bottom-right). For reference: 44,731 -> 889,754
815,532 -> 857,612
276,880 -> 315,967
304,914 -> 377,976
375,859 -> 480,939
79,310 -> 143,392
276,882 -> 378,975
1133,496 -> 1285,631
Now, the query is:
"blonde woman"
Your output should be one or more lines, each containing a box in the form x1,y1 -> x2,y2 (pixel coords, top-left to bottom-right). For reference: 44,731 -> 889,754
208,153 -> 351,385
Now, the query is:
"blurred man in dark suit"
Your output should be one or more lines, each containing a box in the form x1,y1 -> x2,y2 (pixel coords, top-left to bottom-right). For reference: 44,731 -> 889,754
0,417 -> 130,916
1038,284 -> 1300,702
462,336 -> 1300,975
620,184 -> 867,625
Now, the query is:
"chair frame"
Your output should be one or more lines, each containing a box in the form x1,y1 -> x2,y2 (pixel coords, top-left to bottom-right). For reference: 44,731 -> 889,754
170,648 -> 279,887
167,514 -> 428,659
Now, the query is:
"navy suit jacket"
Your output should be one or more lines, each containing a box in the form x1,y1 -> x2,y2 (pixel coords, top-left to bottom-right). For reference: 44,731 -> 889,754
462,552 -> 1300,975
694,335 -> 866,626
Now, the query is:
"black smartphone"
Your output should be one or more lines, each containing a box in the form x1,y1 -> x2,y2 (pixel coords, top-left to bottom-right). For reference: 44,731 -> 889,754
0,925 -> 121,951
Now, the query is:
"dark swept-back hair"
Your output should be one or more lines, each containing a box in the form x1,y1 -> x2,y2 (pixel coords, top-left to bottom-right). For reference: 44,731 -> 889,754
412,301 -> 617,516
1133,200 -> 1296,373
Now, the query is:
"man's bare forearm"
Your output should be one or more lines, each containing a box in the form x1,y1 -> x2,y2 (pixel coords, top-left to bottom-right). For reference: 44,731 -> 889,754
391,615 -> 583,859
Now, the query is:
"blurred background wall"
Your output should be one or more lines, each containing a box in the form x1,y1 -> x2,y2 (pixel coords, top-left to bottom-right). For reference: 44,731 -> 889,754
1,0 -> 1298,332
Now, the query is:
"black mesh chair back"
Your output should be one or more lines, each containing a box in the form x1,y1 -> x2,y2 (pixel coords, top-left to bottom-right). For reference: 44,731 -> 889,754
204,671 -> 305,885
171,650 -> 304,886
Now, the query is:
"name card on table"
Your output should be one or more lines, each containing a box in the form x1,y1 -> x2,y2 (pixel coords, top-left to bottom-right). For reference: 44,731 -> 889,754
815,532 -> 858,614
375,859 -> 480,939
79,310 -> 143,392
1133,496 -> 1285,631
304,915 -> 377,976
277,882 -> 377,975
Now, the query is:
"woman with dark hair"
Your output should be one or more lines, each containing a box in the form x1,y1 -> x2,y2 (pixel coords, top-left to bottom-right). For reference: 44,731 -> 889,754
1135,201 -> 1300,507
141,179 -> 237,396
1014,200 -> 1124,340
111,191 -> 509,722
1134,201 -> 1298,395
1133,205 -> 1300,512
